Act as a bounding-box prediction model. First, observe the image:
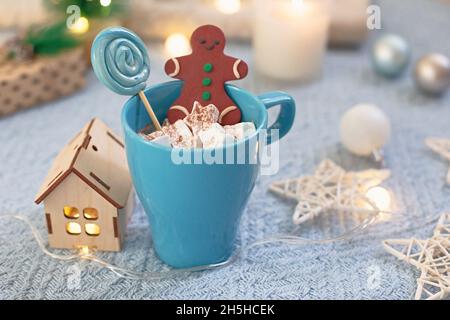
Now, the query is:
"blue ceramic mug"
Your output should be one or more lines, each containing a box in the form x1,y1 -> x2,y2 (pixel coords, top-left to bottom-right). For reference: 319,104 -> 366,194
122,81 -> 295,268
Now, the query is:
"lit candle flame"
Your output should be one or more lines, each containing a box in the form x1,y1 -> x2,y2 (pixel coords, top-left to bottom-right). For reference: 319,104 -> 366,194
215,0 -> 241,15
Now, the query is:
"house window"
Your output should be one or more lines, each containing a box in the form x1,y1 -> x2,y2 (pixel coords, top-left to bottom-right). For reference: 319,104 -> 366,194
66,222 -> 81,235
63,206 -> 101,237
83,208 -> 98,220
85,223 -> 100,236
63,206 -> 79,219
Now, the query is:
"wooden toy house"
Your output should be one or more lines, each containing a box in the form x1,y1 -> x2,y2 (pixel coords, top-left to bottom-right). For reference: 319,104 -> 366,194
35,118 -> 134,251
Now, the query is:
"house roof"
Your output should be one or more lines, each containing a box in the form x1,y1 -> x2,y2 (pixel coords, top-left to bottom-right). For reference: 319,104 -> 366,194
35,118 -> 132,209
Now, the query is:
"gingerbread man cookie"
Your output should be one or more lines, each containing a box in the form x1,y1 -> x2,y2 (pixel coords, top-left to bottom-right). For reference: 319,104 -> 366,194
165,25 -> 248,125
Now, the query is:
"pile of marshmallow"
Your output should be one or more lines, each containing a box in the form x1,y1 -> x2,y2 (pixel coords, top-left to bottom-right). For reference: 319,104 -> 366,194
140,102 -> 256,148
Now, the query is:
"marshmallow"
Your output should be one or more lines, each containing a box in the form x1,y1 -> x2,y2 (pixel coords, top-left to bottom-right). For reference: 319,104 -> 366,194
140,102 -> 255,149
174,120 -> 193,138
224,122 -> 256,141
224,133 -> 236,146
162,118 -> 170,127
151,135 -> 171,147
144,129 -> 165,141
184,101 -> 220,134
163,120 -> 195,148
198,123 -> 236,148
139,129 -> 172,147
191,135 -> 203,148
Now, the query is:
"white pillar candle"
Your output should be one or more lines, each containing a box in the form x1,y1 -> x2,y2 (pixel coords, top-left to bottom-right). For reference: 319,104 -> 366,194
253,0 -> 331,81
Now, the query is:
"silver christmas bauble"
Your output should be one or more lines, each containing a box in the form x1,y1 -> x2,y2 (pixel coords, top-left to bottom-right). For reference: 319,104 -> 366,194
414,53 -> 450,95
371,34 -> 410,78
340,104 -> 391,157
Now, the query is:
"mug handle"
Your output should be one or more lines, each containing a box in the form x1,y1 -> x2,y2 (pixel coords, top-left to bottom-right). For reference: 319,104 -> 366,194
258,91 -> 296,145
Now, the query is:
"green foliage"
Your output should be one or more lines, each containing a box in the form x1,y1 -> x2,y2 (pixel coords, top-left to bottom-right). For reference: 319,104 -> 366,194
43,0 -> 127,19
24,21 -> 80,56
22,1 -> 128,57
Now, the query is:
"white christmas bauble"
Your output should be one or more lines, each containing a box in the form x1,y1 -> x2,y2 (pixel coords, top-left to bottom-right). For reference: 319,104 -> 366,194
340,104 -> 391,156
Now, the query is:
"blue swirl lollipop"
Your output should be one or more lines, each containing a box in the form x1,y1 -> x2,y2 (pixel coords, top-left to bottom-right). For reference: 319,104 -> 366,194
91,27 -> 161,130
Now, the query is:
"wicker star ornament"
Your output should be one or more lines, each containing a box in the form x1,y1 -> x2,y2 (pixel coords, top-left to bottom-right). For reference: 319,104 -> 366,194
426,138 -> 450,184
269,160 -> 391,225
383,213 -> 450,300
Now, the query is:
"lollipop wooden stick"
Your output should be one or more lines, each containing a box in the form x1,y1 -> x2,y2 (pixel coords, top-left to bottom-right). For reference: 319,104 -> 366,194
138,91 -> 162,131
91,27 -> 162,131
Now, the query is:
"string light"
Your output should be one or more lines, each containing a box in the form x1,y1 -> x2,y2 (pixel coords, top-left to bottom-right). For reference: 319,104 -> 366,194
78,245 -> 92,256
165,33 -> 191,57
365,186 -> 394,221
0,210 -> 395,280
69,17 -> 89,35
366,186 -> 392,212
215,0 -> 241,14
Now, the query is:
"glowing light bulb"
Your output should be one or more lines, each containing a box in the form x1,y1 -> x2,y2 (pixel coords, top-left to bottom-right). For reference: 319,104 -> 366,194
165,33 -> 191,57
69,17 -> 89,35
366,187 -> 392,212
215,0 -> 241,14
79,245 -> 91,256
100,0 -> 111,7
